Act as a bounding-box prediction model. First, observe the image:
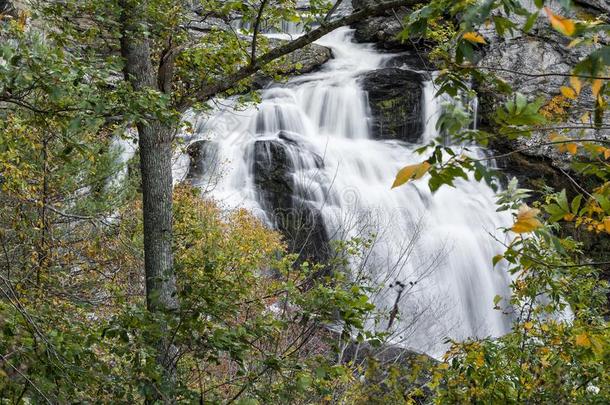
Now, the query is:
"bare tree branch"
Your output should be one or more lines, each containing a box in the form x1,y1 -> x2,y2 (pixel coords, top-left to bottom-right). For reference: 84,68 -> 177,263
324,0 -> 344,22
250,0 -> 269,66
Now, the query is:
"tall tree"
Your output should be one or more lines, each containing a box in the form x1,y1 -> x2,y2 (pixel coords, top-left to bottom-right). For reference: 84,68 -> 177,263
111,0 -> 421,399
118,1 -> 180,398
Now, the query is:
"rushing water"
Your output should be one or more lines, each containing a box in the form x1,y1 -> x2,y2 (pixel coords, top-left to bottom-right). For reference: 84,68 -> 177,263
177,27 -> 514,357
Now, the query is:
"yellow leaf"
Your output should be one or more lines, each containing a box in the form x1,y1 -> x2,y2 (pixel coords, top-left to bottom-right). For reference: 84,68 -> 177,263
604,217 -> 610,233
550,133 -> 574,153
563,213 -> 575,222
512,205 -> 543,233
592,79 -> 603,97
17,11 -> 27,30
549,132 -> 568,143
463,31 -> 486,44
570,76 -> 582,95
575,333 -> 591,347
560,86 -> 577,99
566,143 -> 578,155
568,38 -> 583,48
545,7 -> 576,36
590,336 -> 604,356
605,149 -> 610,160
475,352 -> 485,367
392,162 -> 431,189
580,111 -> 590,124
524,321 -> 534,330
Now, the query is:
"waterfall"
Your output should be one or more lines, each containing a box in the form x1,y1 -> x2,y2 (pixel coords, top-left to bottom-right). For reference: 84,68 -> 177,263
180,27 -> 513,357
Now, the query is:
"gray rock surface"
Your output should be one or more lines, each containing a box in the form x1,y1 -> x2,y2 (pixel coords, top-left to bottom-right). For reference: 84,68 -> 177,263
477,10 -> 609,170
350,1 -> 432,66
351,0 -> 406,49
353,14 -> 408,50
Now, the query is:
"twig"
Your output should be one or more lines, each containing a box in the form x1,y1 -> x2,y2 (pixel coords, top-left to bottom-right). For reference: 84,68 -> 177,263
324,0 -> 344,22
250,0 -> 269,66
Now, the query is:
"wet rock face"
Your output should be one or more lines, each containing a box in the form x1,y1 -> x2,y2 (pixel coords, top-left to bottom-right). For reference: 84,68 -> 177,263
252,139 -> 331,265
253,140 -> 294,210
360,68 -> 426,142
186,140 -> 220,182
382,51 -> 432,71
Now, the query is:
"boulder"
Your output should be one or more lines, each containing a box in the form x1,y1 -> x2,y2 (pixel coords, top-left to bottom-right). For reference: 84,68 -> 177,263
353,14 -> 407,51
252,139 -> 331,265
341,339 -> 437,403
360,68 -> 426,142
351,0 -> 369,9
284,43 -> 332,75
253,42 -> 332,88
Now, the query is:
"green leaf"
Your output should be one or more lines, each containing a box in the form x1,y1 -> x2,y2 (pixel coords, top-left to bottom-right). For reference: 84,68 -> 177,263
557,190 -> 569,212
523,12 -> 539,33
571,194 -> 583,214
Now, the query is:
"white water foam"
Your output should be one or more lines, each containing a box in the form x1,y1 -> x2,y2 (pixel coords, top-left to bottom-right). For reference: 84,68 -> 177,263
178,27 -> 513,357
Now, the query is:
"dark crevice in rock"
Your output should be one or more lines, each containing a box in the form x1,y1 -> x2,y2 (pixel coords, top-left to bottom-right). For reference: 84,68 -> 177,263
490,138 -> 574,196
575,0 -> 610,15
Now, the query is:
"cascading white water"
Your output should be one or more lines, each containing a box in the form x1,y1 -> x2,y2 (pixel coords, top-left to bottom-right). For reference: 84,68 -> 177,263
180,27 -> 514,357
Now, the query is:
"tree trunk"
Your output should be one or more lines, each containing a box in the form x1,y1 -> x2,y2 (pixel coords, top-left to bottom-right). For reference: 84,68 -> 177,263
137,123 -> 178,316
119,0 -> 178,402
138,121 -> 179,402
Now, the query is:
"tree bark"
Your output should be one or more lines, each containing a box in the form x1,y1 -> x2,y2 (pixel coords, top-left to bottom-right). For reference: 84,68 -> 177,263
137,121 -> 179,315
119,0 -> 178,402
